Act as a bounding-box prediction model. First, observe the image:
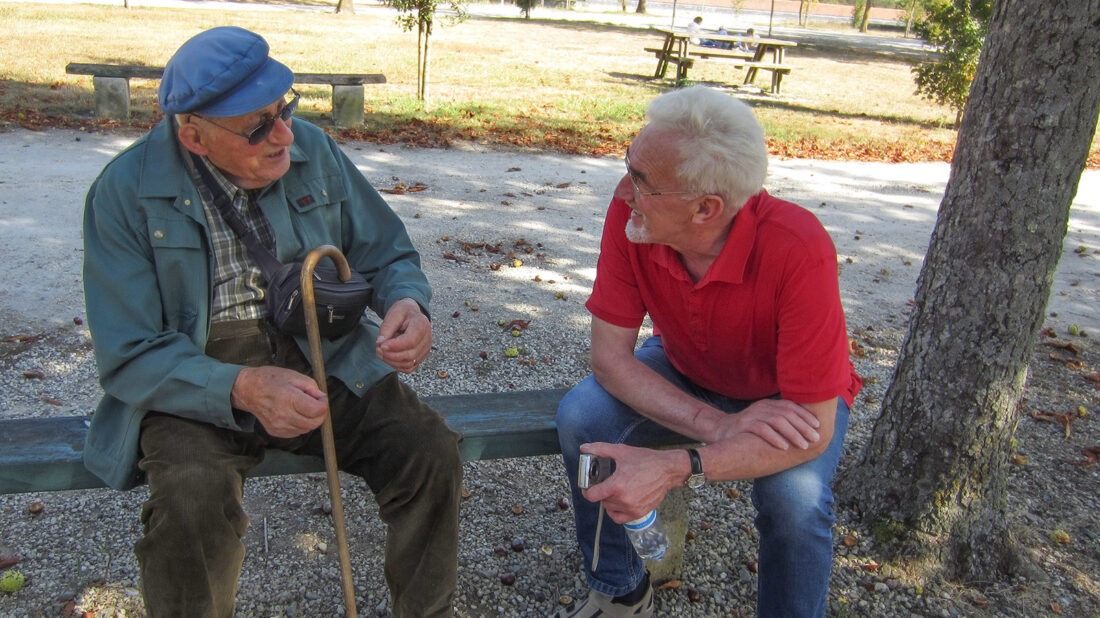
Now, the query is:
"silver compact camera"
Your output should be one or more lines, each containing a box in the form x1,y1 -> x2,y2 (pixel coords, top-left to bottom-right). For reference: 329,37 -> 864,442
577,454 -> 614,489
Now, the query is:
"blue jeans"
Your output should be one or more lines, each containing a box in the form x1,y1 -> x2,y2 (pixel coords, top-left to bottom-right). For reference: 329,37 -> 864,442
556,336 -> 849,617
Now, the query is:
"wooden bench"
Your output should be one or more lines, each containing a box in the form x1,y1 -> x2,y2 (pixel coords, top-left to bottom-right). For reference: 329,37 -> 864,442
741,61 -> 797,94
64,62 -> 386,127
645,48 -> 696,81
687,49 -> 755,61
0,387 -> 695,581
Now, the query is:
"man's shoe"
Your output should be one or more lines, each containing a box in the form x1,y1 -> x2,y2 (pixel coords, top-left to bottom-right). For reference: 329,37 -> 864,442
551,581 -> 654,618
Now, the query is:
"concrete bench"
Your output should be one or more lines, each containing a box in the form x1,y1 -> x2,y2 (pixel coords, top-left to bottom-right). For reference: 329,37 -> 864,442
0,387 -> 695,582
64,62 -> 386,127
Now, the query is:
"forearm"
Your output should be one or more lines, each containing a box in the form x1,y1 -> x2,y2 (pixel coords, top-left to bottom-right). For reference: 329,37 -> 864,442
592,357 -> 725,443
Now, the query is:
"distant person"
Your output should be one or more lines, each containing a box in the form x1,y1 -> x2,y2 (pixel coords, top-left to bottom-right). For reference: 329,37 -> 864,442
552,86 -> 861,617
736,27 -> 759,53
686,15 -> 722,48
82,26 -> 461,617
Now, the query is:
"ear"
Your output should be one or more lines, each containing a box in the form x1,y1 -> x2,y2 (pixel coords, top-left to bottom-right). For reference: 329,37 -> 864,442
691,194 -> 727,225
176,116 -> 210,156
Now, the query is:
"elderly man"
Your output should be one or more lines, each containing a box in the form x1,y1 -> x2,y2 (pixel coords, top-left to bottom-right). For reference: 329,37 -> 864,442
82,27 -> 461,617
554,86 -> 861,618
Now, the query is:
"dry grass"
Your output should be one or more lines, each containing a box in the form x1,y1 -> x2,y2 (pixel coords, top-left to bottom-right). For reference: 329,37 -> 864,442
0,1 -> 1090,161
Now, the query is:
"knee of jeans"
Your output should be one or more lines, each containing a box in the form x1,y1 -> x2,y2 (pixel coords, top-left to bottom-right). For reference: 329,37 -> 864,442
752,470 -> 835,536
555,378 -> 608,453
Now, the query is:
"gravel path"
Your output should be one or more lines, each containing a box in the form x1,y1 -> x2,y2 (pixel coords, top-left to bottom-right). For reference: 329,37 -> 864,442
1,128 -> 1098,617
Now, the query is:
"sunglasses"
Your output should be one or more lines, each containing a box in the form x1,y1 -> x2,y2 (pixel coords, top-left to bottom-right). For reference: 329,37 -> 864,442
192,89 -> 300,145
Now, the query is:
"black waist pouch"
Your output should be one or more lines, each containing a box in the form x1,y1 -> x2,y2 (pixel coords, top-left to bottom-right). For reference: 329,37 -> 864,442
266,262 -> 373,340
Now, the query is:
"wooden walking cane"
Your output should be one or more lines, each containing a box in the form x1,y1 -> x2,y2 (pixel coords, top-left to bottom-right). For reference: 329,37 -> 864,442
300,245 -> 358,618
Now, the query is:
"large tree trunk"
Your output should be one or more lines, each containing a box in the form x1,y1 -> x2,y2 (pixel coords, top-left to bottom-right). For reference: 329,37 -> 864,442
838,0 -> 1100,585
335,0 -> 355,15
635,0 -> 647,15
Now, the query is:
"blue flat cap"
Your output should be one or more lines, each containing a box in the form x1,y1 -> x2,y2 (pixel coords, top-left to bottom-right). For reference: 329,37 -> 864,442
159,26 -> 294,117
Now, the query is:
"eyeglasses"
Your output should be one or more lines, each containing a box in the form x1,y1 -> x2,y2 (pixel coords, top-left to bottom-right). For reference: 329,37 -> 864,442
192,89 -> 300,145
624,152 -> 694,200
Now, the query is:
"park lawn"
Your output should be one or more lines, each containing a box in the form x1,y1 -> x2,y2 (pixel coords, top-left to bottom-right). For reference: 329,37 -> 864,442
0,2 -> 1093,163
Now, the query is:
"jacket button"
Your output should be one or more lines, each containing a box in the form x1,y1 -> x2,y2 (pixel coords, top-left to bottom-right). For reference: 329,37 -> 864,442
355,382 -> 365,389
153,230 -> 165,239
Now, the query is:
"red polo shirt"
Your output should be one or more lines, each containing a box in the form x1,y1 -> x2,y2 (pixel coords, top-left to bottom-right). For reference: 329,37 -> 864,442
587,190 -> 861,407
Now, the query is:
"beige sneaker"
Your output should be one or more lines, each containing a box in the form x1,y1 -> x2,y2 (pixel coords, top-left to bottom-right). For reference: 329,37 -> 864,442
552,582 -> 654,618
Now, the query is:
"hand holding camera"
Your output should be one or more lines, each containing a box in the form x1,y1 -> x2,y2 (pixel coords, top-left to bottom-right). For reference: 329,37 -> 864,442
577,453 -> 615,489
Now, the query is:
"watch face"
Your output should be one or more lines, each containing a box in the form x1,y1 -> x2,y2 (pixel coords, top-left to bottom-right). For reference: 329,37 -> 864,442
687,473 -> 705,489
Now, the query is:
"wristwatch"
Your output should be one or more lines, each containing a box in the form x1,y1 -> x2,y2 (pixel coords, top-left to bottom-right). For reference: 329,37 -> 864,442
685,448 -> 706,489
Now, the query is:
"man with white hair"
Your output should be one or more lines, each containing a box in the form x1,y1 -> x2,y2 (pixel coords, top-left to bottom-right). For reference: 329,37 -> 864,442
554,86 -> 861,617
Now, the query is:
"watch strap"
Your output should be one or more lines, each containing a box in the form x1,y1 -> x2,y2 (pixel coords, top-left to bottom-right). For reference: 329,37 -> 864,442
687,448 -> 703,476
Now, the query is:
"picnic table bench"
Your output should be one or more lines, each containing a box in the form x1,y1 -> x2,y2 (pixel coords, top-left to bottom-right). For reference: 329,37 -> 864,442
65,62 -> 386,127
0,387 -> 697,581
648,28 -> 798,93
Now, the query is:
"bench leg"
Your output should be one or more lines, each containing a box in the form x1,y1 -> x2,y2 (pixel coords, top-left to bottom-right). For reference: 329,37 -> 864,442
92,76 -> 131,120
331,84 -> 364,128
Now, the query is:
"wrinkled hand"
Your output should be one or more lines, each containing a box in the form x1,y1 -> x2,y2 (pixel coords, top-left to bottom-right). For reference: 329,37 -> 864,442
710,399 -> 821,449
375,298 -> 432,373
231,366 -> 328,438
577,442 -> 681,524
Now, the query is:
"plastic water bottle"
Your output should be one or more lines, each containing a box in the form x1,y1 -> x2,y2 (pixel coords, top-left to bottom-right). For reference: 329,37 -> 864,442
624,509 -> 668,560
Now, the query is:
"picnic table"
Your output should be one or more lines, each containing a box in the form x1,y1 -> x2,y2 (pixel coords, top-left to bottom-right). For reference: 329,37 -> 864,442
646,27 -> 798,93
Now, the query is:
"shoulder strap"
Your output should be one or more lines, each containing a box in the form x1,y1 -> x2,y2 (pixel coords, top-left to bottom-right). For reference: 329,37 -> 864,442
180,143 -> 285,278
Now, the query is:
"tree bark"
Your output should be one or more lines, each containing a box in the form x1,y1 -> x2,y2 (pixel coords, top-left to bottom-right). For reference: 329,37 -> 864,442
635,0 -> 647,15
335,0 -> 355,15
859,0 -> 872,32
838,0 -> 1100,585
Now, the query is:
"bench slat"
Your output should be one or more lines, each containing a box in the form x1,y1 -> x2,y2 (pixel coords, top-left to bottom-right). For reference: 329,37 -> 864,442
0,388 -> 570,495
66,62 -> 163,80
293,72 -> 386,86
66,63 -> 385,86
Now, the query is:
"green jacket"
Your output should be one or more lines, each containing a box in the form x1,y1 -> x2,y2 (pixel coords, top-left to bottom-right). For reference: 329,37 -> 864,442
82,118 -> 430,490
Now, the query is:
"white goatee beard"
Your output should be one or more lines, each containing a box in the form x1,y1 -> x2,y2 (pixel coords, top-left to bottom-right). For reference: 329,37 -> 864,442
624,219 -> 652,244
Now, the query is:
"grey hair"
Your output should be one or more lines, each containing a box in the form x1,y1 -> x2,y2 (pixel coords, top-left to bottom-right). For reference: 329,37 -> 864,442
645,86 -> 768,209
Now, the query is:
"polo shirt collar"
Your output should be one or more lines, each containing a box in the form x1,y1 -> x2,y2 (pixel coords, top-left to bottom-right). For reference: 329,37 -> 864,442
650,190 -> 765,286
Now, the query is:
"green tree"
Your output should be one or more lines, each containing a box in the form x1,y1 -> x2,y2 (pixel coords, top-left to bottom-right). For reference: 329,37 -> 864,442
517,0 -> 536,19
391,0 -> 468,103
839,0 -> 1100,589
854,0 -> 873,32
798,0 -> 818,27
912,0 -> 992,125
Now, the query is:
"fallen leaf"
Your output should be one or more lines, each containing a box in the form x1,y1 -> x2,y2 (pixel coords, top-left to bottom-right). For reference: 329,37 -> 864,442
502,320 -> 530,331
1029,410 -> 1075,438
1043,340 -> 1080,356
656,579 -> 683,590
22,369 -> 45,380
1070,446 -> 1100,467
